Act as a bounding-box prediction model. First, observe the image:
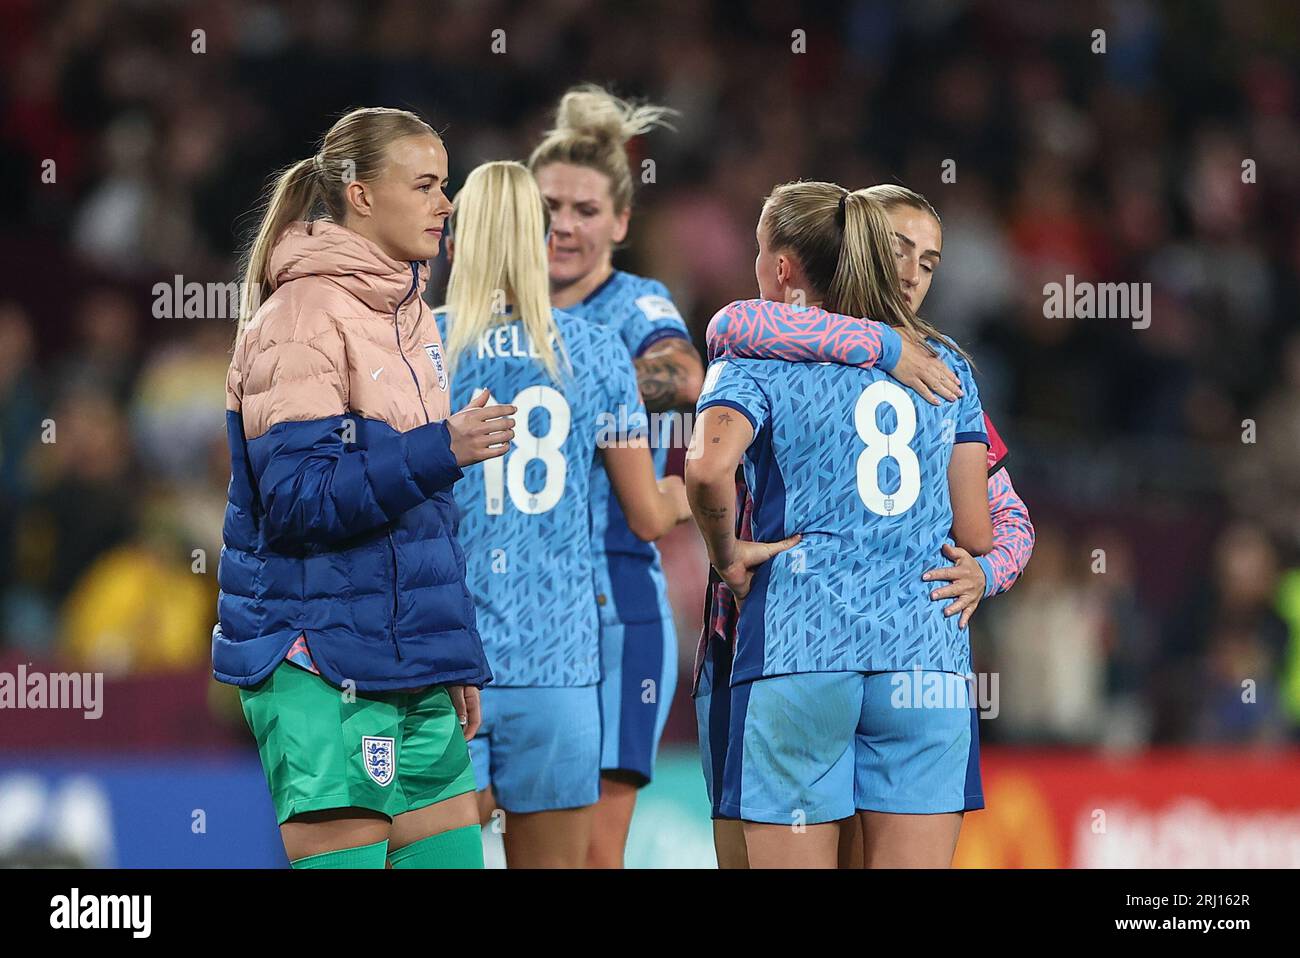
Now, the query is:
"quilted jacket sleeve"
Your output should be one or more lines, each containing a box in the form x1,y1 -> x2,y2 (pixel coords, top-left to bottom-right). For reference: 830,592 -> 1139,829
237,316 -> 462,549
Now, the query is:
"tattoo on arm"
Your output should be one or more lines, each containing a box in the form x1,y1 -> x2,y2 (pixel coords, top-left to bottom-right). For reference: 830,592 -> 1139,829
635,338 -> 704,412
635,355 -> 686,411
693,483 -> 736,564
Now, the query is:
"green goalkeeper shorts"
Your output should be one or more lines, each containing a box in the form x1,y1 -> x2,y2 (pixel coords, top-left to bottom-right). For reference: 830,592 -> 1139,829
239,661 -> 477,825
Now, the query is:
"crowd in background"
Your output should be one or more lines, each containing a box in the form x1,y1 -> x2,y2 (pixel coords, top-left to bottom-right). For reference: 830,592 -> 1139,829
2,0 -> 1299,747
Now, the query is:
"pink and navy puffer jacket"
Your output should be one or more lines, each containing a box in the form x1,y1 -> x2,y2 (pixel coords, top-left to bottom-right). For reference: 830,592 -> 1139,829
212,219 -> 491,692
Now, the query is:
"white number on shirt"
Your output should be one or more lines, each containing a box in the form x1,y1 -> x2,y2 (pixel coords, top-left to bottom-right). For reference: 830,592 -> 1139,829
853,380 -> 921,516
480,386 -> 570,515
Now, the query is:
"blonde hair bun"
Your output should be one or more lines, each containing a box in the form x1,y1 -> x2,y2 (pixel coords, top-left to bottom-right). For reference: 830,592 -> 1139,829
529,84 -> 677,214
549,84 -> 677,146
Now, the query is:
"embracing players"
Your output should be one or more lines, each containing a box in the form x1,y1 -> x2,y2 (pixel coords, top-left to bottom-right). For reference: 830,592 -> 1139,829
686,183 -> 1029,868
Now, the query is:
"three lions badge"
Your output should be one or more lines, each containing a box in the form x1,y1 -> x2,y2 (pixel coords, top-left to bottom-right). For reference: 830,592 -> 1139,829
362,736 -> 395,787
424,343 -> 448,391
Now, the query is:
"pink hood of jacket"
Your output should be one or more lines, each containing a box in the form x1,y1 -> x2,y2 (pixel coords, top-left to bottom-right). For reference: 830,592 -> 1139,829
229,219 -> 453,440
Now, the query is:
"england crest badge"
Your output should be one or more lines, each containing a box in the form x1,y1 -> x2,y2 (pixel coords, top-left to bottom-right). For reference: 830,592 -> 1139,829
423,343 -> 448,391
361,736 -> 396,787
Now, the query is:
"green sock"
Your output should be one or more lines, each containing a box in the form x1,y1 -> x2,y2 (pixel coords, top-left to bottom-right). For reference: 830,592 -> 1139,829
387,825 -> 484,869
290,839 -> 389,869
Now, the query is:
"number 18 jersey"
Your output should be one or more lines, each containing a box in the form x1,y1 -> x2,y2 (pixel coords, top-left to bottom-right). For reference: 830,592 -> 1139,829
696,344 -> 987,684
438,309 -> 644,687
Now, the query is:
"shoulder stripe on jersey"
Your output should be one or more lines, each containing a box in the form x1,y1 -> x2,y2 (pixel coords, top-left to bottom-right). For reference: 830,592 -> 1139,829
635,325 -> 690,357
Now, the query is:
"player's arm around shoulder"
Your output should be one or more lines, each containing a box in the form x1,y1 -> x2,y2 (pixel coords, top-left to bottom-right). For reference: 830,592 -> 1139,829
704,299 -> 961,403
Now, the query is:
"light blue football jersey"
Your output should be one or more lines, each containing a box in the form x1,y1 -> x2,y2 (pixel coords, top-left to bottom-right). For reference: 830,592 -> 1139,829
695,344 -> 988,683
563,270 -> 691,625
438,308 -> 643,686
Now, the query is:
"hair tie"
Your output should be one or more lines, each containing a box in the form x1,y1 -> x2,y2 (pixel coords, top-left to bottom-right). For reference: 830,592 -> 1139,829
836,191 -> 848,228
312,153 -> 326,177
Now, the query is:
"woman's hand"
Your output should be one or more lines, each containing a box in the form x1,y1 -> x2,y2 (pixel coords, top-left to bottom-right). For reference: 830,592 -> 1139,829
657,475 -> 693,524
448,389 -> 516,466
447,685 -> 481,741
715,534 -> 802,606
922,543 -> 986,628
889,335 -> 962,405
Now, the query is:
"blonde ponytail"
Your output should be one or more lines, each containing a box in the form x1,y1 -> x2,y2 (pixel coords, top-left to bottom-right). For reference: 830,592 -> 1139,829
832,191 -> 920,346
528,84 -> 677,214
237,157 -> 320,335
442,161 -> 568,382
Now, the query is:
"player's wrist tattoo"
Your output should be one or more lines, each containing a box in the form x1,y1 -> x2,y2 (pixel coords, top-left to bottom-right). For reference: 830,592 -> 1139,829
691,481 -> 736,563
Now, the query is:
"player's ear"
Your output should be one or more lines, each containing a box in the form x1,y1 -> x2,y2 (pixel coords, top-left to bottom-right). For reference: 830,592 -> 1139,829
611,207 -> 630,244
775,253 -> 793,286
344,179 -> 372,219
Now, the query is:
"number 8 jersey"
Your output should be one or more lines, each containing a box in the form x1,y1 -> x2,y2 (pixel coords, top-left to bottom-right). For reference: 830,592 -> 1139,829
696,344 -> 987,683
438,309 -> 645,687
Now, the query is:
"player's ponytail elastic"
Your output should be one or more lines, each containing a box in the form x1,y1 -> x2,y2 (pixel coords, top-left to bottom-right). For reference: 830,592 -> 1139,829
528,84 -> 677,214
441,161 -> 569,382
237,106 -> 439,340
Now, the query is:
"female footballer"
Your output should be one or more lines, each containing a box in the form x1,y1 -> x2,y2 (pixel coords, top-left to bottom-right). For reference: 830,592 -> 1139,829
529,85 -> 705,866
214,107 -> 514,869
436,160 -> 690,867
